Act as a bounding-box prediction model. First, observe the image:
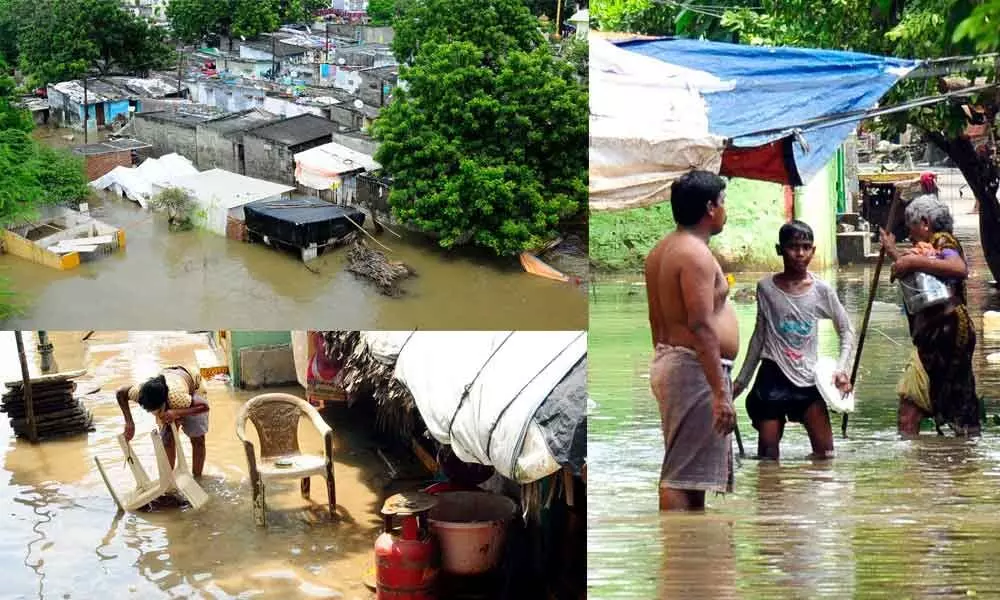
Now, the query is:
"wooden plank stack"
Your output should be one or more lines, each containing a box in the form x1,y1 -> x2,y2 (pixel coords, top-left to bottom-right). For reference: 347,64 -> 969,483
2,370 -> 95,440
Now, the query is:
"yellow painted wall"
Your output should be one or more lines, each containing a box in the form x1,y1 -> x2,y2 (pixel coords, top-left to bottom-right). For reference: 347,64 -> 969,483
2,230 -> 80,270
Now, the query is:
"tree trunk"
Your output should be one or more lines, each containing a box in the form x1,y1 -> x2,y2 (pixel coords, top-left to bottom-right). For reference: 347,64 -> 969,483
925,130 -> 1000,280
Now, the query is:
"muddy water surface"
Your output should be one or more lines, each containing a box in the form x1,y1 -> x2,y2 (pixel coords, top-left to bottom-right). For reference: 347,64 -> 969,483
2,131 -> 587,330
1,331 -> 385,599
589,208 -> 1000,598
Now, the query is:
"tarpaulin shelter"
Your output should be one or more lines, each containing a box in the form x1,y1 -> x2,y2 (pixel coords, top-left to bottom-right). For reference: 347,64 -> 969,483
590,36 -> 919,211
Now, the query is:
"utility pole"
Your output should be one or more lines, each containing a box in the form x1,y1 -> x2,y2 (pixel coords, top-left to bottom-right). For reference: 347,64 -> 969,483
177,45 -> 183,98
14,332 -> 38,444
36,331 -> 54,374
272,34 -> 278,82
82,75 -> 89,144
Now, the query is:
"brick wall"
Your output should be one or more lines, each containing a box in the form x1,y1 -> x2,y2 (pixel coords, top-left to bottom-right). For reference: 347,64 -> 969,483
84,151 -> 132,181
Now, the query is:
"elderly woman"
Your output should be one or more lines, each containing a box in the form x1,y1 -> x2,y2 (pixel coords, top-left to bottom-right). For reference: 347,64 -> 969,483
881,195 -> 979,436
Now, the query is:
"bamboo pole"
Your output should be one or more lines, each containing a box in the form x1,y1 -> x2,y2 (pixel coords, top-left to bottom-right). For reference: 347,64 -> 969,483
14,331 -> 38,443
844,191 -> 904,437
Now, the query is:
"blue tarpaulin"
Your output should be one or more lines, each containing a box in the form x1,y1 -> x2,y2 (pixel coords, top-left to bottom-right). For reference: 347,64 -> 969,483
617,38 -> 919,185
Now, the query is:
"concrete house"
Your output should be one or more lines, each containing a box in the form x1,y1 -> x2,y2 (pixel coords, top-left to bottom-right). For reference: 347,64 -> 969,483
133,110 -> 218,162
47,79 -> 133,131
242,114 -> 341,185
196,109 -> 280,174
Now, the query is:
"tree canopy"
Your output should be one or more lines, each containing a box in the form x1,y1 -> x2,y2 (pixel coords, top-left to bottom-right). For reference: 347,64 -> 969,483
168,0 -> 324,44
392,0 -> 543,63
373,0 -> 586,255
3,0 -> 171,86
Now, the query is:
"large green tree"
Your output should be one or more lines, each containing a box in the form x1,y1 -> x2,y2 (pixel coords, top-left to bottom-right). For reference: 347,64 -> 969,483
367,0 -> 396,26
392,0 -> 543,63
372,33 -> 587,254
9,0 -> 171,86
168,0 -> 322,44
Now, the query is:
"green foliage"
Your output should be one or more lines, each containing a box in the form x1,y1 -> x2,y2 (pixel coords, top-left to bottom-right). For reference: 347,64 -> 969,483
391,0 -> 543,63
523,0 -> 573,20
558,37 -> 588,82
232,0 -> 280,38
372,39 -> 586,255
150,187 -> 196,231
168,0 -> 320,43
7,0 -> 171,86
0,130 -> 88,226
953,1 -> 1000,51
167,0 -> 229,43
591,0 -> 744,39
367,0 -> 396,26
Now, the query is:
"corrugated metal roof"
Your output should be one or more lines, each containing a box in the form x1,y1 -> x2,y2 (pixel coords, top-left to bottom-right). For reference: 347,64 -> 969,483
245,113 -> 338,147
73,138 -> 152,156
50,79 -> 129,104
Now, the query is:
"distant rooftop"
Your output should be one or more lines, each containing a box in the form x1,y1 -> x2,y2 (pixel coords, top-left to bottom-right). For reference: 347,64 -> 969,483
73,138 -> 152,156
201,108 -> 280,138
136,110 -> 219,127
245,113 -> 339,146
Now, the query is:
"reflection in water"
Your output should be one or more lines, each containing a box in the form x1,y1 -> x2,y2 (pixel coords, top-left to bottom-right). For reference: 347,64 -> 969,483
589,215 -> 1000,598
659,515 -> 736,600
0,191 -> 587,330
0,332 -> 384,599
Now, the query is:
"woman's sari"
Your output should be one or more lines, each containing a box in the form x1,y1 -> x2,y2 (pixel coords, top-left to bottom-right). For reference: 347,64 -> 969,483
901,231 -> 979,433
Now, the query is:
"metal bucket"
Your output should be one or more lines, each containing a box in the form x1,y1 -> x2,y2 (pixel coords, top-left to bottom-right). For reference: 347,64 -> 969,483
428,491 -> 515,576
898,271 -> 952,313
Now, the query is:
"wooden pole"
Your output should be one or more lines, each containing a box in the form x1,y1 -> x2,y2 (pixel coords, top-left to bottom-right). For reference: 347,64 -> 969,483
14,331 -> 38,444
843,190 -> 904,437
554,0 -> 562,39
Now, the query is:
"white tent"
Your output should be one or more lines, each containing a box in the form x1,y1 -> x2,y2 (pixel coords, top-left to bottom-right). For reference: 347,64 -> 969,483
356,331 -> 587,483
294,141 -> 381,191
89,153 -> 198,208
589,37 -> 729,211
161,169 -> 295,236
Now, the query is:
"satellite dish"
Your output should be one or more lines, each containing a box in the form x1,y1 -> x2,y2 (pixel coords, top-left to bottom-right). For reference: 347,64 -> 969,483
338,58 -> 346,65
353,99 -> 363,109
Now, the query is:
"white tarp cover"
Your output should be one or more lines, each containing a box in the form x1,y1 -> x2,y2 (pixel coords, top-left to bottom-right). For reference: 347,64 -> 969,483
360,331 -> 587,483
89,153 -> 198,208
589,37 -> 728,211
165,169 -> 295,236
294,142 -> 381,190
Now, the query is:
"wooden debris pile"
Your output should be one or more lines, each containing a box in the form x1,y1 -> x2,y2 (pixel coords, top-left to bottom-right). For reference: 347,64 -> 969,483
2,372 -> 95,440
345,239 -> 415,297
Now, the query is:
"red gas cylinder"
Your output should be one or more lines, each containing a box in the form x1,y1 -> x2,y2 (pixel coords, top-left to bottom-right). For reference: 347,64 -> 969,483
375,492 -> 439,599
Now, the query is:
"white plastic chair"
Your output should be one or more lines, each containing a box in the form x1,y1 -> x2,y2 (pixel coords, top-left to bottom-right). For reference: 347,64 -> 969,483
95,423 -> 209,512
235,393 -> 336,526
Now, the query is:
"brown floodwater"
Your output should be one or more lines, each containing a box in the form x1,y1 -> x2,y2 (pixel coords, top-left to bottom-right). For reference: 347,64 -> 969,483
2,129 -> 587,330
0,331 -> 389,599
588,187 -> 1000,599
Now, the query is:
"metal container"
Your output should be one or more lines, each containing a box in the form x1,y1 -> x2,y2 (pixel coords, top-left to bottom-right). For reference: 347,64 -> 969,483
898,271 -> 952,313
375,492 -> 439,599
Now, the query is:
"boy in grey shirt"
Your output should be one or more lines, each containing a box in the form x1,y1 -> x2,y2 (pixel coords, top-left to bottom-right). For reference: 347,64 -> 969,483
732,221 -> 855,460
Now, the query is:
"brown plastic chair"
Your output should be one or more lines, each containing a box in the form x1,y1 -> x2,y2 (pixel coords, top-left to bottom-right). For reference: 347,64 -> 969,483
235,393 -> 336,526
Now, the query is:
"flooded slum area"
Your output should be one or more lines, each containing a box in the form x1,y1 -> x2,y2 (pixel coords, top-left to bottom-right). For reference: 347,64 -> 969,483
0,191 -> 587,330
588,202 -> 1000,598
0,331 -> 390,599
2,127 -> 587,330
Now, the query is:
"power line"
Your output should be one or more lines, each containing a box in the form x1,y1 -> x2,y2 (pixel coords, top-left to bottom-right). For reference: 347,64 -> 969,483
730,82 -> 1000,141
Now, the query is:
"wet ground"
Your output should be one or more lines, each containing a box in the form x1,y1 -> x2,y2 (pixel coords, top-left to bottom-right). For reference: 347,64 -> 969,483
588,189 -> 1000,598
2,128 -> 587,330
0,331 -> 395,599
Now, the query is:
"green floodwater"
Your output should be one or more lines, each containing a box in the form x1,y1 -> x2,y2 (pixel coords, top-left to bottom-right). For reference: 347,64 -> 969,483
588,221 -> 1000,599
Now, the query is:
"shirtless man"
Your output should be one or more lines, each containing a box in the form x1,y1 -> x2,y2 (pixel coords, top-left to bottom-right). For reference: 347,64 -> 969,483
645,170 -> 738,511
